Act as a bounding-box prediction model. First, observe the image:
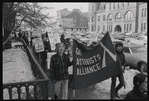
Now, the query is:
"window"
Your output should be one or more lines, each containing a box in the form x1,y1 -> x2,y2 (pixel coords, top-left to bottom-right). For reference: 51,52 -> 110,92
103,15 -> 106,21
142,9 -> 144,17
113,3 -> 115,9
92,26 -> 94,31
128,2 -> 129,6
141,23 -> 143,31
109,3 -> 111,10
125,11 -> 133,20
98,16 -> 100,22
124,24 -> 126,31
144,23 -> 146,30
107,14 -> 112,22
127,24 -> 129,31
115,12 -> 121,21
130,24 -> 132,31
92,16 -> 94,22
144,8 -> 147,17
123,47 -> 130,53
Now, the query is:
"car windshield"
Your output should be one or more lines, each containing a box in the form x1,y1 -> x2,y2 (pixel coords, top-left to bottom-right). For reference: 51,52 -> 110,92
130,46 -> 147,53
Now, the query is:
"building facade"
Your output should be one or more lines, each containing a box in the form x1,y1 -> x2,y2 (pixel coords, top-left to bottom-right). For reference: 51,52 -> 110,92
88,2 -> 147,33
57,9 -> 88,32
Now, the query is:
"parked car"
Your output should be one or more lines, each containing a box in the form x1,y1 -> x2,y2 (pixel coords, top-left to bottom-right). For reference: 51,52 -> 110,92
112,39 -> 128,46
129,32 -> 141,38
124,37 -> 147,46
123,44 -> 147,73
112,33 -> 126,41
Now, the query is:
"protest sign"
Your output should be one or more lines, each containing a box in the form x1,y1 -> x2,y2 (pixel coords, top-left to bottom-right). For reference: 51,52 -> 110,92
47,32 -> 61,51
32,37 -> 44,53
73,32 -> 122,89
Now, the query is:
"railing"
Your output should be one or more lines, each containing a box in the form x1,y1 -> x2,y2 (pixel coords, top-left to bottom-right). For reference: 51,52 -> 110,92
3,39 -> 49,100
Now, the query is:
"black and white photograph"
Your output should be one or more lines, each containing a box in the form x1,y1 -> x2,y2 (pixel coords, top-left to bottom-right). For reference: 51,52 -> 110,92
3,2 -> 147,100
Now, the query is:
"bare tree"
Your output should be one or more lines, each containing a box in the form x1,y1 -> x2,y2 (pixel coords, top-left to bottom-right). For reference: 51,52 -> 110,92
3,2 -> 54,45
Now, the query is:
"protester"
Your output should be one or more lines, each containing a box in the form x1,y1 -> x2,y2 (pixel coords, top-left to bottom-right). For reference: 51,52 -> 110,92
110,42 -> 127,99
40,34 -> 52,71
22,34 -> 29,46
65,39 -> 73,88
60,34 -> 66,45
18,31 -> 22,38
125,73 -> 147,99
49,42 -> 73,100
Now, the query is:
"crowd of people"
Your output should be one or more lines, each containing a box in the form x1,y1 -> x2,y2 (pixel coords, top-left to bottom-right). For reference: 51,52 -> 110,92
13,30 -> 147,100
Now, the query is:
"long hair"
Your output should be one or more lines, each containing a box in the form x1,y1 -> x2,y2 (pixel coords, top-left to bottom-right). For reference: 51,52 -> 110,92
55,42 -> 65,52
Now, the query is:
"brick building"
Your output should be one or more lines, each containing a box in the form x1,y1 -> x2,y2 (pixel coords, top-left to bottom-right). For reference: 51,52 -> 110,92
57,8 -> 88,32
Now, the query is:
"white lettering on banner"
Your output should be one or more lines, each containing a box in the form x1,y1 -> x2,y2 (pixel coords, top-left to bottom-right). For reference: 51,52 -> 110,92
77,63 -> 103,76
76,54 -> 101,66
76,53 -> 104,76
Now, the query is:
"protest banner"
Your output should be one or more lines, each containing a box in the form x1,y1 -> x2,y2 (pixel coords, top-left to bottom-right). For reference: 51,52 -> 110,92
32,37 -> 44,53
47,32 -> 61,51
46,52 -> 56,69
73,32 -> 122,90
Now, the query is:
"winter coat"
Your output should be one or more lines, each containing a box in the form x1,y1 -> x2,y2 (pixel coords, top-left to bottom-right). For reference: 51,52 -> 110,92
49,53 -> 73,81
125,87 -> 147,99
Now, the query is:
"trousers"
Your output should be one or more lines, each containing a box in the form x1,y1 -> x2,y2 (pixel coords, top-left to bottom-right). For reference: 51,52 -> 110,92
54,79 -> 68,99
110,73 -> 125,98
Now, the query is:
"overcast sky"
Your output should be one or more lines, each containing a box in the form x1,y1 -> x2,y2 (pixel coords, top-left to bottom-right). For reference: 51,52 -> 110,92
39,2 -> 89,19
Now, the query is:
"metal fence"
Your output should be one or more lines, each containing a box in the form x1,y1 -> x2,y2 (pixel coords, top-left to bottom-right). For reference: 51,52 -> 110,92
3,39 -> 49,100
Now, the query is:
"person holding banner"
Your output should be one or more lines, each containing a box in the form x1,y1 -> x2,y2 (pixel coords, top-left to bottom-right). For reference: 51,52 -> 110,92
65,39 -> 73,88
110,42 -> 127,99
49,42 -> 73,100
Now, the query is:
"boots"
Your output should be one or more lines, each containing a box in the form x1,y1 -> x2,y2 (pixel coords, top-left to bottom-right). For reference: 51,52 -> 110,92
54,94 -> 58,100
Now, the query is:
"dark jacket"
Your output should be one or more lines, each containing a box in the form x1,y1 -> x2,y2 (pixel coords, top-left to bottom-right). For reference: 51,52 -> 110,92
49,53 -> 73,81
115,42 -> 126,68
116,52 -> 126,67
125,87 -> 147,99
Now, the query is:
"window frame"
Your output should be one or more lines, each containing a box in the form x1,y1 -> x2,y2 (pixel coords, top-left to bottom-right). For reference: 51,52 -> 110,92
123,47 -> 131,54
